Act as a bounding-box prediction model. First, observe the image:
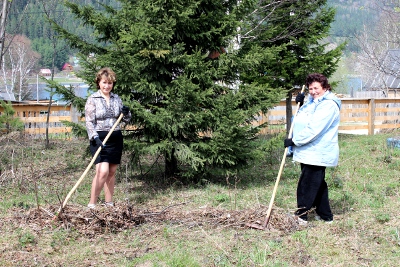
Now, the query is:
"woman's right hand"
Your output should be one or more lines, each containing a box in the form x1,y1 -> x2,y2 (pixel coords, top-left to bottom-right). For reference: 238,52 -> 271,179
295,93 -> 305,106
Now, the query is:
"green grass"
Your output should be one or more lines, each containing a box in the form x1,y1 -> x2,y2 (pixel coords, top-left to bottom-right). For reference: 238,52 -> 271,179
1,132 -> 400,266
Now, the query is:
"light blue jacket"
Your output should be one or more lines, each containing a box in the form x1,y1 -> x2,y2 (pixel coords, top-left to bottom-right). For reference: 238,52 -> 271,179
292,91 -> 341,167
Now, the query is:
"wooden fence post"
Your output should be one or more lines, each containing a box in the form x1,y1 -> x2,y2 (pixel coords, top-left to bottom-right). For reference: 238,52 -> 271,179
368,98 -> 375,135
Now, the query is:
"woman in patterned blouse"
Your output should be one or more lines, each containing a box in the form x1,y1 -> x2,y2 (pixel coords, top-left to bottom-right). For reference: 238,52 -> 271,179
85,67 -> 131,209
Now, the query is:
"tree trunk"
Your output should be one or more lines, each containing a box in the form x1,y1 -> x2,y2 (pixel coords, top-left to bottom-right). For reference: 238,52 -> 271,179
285,91 -> 293,136
0,0 -> 9,69
165,148 -> 178,177
45,37 -> 57,149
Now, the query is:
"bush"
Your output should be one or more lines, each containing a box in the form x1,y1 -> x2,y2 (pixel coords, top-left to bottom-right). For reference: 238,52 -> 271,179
0,100 -> 24,134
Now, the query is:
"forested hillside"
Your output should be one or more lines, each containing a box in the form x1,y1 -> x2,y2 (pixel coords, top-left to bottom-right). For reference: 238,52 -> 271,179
6,0 -> 120,69
4,0 -> 400,100
5,0 -> 384,69
328,0 -> 380,52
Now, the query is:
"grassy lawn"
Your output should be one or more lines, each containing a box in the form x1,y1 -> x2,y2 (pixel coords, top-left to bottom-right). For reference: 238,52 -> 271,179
0,132 -> 399,266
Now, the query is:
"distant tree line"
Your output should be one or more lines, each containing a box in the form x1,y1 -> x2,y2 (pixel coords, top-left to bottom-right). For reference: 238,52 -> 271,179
328,0 -> 380,53
4,0 -> 374,68
6,0 -> 120,70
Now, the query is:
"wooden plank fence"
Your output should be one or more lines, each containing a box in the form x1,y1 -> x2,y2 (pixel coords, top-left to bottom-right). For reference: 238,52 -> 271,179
0,103 -> 80,136
257,98 -> 400,135
1,98 -> 400,136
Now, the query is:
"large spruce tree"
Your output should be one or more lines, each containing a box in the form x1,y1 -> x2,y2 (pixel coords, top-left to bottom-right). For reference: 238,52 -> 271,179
51,0 -> 284,178
241,0 -> 345,132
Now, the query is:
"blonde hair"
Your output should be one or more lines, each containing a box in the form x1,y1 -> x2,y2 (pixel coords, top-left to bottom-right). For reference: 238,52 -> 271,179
95,67 -> 117,89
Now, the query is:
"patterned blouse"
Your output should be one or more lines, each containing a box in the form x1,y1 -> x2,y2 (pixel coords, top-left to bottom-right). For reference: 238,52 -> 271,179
85,91 -> 132,140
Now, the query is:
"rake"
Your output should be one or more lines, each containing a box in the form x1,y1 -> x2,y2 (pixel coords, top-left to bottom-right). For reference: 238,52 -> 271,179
247,85 -> 305,230
53,113 -> 124,220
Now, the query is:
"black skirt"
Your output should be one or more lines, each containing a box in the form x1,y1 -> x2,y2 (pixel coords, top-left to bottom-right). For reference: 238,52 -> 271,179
90,130 -> 123,165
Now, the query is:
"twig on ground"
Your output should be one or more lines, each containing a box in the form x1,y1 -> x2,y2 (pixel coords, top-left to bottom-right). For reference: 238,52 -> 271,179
40,207 -> 55,217
139,202 -> 189,216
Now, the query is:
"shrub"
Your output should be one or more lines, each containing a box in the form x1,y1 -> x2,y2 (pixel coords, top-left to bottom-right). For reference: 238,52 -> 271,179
0,100 -> 24,134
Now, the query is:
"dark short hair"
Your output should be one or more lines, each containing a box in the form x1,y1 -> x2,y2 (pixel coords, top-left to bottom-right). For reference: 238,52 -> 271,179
305,73 -> 331,91
95,67 -> 117,89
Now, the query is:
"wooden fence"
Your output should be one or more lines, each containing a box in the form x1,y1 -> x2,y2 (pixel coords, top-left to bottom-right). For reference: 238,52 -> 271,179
2,98 -> 400,136
257,98 -> 400,135
0,102 -> 80,136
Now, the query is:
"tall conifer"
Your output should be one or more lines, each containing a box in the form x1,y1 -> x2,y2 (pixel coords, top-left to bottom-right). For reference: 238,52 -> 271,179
52,0 -> 342,178
241,0 -> 345,132
52,0 -> 284,178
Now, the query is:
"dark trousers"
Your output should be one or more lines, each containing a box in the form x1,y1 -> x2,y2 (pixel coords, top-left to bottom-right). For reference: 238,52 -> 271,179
296,163 -> 333,221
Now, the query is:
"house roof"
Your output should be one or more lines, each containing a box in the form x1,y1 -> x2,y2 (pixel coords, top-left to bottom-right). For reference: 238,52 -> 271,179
62,63 -> 73,70
0,86 -> 16,101
40,69 -> 52,75
364,49 -> 400,90
0,90 -> 16,101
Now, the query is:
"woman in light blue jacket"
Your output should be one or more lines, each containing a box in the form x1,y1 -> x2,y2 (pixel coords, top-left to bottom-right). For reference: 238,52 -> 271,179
284,73 -> 341,225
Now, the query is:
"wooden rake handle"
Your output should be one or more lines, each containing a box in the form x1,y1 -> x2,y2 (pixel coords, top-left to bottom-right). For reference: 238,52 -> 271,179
55,113 -> 124,217
262,85 -> 305,229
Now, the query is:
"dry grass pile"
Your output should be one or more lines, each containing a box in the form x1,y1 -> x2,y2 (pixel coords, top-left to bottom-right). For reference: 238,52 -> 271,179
6,203 -> 300,237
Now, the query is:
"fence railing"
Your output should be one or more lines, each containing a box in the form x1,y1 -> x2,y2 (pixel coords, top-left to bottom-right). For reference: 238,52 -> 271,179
2,98 -> 400,136
257,98 -> 400,135
0,102 -> 80,136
